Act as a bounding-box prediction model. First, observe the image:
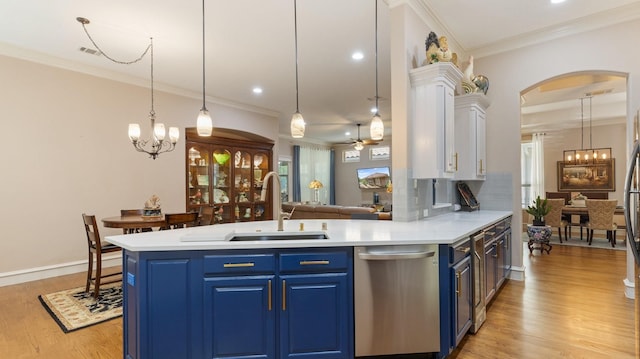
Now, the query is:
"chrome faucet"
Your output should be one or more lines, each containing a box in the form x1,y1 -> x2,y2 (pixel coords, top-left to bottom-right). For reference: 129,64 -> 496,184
261,171 -> 292,231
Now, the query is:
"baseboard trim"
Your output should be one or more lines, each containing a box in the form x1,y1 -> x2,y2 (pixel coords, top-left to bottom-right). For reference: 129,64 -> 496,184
623,277 -> 635,299
0,255 -> 122,287
509,265 -> 526,281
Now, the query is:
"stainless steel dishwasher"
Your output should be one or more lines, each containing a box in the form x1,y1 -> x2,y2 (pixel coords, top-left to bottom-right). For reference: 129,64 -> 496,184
354,244 -> 440,356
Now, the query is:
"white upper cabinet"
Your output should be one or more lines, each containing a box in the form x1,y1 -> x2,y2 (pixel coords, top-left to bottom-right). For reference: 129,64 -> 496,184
454,93 -> 491,181
409,63 -> 463,179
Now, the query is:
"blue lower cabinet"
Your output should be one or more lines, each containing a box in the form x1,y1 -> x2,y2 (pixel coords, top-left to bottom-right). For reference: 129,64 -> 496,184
280,273 -> 350,358
203,275 -> 276,359
123,248 -> 353,359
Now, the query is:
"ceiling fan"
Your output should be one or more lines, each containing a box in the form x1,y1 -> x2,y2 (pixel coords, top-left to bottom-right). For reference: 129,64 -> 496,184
343,123 -> 380,150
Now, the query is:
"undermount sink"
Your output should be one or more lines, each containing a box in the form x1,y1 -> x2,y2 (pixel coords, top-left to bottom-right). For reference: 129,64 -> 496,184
226,231 -> 329,241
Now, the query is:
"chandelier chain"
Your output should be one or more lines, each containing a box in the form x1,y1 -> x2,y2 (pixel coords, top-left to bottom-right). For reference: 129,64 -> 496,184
79,20 -> 151,65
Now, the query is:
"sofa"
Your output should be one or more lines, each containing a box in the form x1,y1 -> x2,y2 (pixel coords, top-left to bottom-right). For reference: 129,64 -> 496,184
282,203 -> 391,220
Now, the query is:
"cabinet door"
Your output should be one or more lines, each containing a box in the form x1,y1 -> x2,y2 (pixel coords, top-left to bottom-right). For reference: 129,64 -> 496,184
279,273 -> 351,359
496,235 -> 506,288
442,84 -> 456,174
203,275 -> 276,359
453,256 -> 472,346
484,242 -> 497,303
476,110 -> 486,177
187,145 -> 212,211
503,229 -> 512,279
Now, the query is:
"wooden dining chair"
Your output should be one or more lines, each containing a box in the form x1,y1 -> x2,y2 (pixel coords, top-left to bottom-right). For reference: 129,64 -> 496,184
82,214 -> 122,298
585,199 -> 618,247
161,212 -> 199,230
544,199 -> 569,243
198,206 -> 215,226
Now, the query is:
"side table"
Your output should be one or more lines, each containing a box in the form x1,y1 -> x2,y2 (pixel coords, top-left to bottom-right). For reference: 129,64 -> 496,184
527,224 -> 552,254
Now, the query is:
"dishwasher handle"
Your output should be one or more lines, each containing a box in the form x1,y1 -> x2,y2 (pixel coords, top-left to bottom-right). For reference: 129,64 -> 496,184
358,250 -> 435,260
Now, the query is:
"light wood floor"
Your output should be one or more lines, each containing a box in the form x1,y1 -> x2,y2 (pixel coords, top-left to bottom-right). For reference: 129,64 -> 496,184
0,244 -> 635,358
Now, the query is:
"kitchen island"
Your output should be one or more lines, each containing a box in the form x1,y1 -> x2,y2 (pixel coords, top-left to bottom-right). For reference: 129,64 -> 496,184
106,210 -> 511,359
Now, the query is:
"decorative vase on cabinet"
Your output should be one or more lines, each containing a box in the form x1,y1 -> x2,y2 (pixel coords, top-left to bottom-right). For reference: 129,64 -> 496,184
409,62 -> 463,179
185,128 -> 273,223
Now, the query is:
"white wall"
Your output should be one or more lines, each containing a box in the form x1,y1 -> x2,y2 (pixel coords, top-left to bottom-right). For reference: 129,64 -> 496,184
0,54 -> 278,280
333,143 -> 392,206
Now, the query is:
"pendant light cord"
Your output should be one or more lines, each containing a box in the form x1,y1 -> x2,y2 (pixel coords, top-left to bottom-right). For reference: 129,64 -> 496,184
77,18 -> 151,65
374,0 -> 379,114
294,0 -> 300,112
581,97 -> 584,150
201,0 -> 207,111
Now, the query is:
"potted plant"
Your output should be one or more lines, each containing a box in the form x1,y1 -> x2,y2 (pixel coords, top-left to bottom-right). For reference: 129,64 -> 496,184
526,196 -> 551,226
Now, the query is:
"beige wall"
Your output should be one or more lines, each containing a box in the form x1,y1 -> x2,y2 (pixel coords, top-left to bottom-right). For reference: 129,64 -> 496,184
475,19 -> 640,276
0,54 -> 278,277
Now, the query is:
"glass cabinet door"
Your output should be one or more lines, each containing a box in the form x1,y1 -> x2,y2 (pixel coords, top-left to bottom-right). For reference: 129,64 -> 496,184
253,152 -> 270,221
188,146 -> 210,207
212,149 -> 232,222
234,150 -> 253,221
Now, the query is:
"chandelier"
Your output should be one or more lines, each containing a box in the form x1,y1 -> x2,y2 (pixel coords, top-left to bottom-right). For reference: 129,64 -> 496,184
77,17 -> 178,160
563,96 -> 612,165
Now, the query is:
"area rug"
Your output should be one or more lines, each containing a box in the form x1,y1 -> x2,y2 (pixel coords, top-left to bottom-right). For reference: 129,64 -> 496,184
38,282 -> 123,333
522,232 -> 626,251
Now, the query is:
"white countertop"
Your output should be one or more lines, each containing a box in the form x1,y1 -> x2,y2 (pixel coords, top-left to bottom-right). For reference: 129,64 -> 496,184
105,210 -> 512,251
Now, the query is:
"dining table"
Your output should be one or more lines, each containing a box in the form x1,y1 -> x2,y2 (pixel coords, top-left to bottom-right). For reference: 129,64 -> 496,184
561,205 -> 624,216
102,215 -> 167,232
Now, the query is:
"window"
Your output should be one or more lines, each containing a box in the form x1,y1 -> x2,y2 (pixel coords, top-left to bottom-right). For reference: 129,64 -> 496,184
278,159 -> 290,203
521,142 -> 532,207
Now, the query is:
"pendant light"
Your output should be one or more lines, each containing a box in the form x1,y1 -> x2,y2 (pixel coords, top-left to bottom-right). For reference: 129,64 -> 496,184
197,0 -> 213,136
369,0 -> 384,141
290,0 -> 305,138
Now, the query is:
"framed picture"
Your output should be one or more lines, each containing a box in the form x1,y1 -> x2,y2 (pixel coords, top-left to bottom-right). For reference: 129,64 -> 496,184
557,159 -> 615,192
343,149 -> 360,163
370,146 -> 390,160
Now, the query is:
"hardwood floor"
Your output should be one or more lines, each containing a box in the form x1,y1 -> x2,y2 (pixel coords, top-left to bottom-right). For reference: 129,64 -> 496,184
0,243 -> 635,358
450,243 -> 636,359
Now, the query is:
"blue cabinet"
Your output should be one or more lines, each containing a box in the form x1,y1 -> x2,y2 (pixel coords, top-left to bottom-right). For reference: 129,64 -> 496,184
123,247 -> 353,359
438,239 -> 472,358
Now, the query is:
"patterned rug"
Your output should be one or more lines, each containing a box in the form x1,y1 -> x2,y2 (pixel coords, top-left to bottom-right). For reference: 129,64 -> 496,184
523,232 -> 626,251
38,282 -> 123,333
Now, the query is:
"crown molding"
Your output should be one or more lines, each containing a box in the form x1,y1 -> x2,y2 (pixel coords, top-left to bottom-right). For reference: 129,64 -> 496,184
0,42 -> 280,119
464,2 -> 640,58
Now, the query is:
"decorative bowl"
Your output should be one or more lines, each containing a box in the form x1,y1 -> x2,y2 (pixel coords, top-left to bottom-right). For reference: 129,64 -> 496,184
213,152 -> 230,165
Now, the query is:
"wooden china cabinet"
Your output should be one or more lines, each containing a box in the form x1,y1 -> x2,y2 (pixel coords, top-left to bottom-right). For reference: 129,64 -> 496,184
185,128 -> 273,223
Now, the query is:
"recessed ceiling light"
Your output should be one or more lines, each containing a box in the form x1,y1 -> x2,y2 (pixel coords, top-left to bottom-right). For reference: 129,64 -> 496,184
252,87 -> 263,94
345,131 -> 351,136
352,52 -> 364,61
550,0 -> 566,4
370,107 -> 377,113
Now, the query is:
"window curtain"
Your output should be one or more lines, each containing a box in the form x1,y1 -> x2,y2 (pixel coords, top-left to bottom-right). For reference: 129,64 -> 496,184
298,146 -> 332,204
530,133 -> 545,201
292,145 -> 301,202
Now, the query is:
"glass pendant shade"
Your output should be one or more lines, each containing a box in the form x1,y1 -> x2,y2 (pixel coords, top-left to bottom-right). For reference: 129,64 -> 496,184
154,123 -> 166,141
197,109 -> 213,136
128,123 -> 141,141
169,127 -> 179,143
370,113 -> 384,140
291,111 -> 305,138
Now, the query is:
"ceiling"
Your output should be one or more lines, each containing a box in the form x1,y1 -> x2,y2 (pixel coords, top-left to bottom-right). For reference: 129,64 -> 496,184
1,0 -> 639,145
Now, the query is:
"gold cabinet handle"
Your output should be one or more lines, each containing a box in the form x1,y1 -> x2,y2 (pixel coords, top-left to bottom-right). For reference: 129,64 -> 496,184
454,152 -> 459,171
299,260 -> 329,265
223,262 -> 255,268
456,271 -> 461,297
282,280 -> 286,311
268,280 -> 272,311
479,159 -> 484,174
455,247 -> 471,254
